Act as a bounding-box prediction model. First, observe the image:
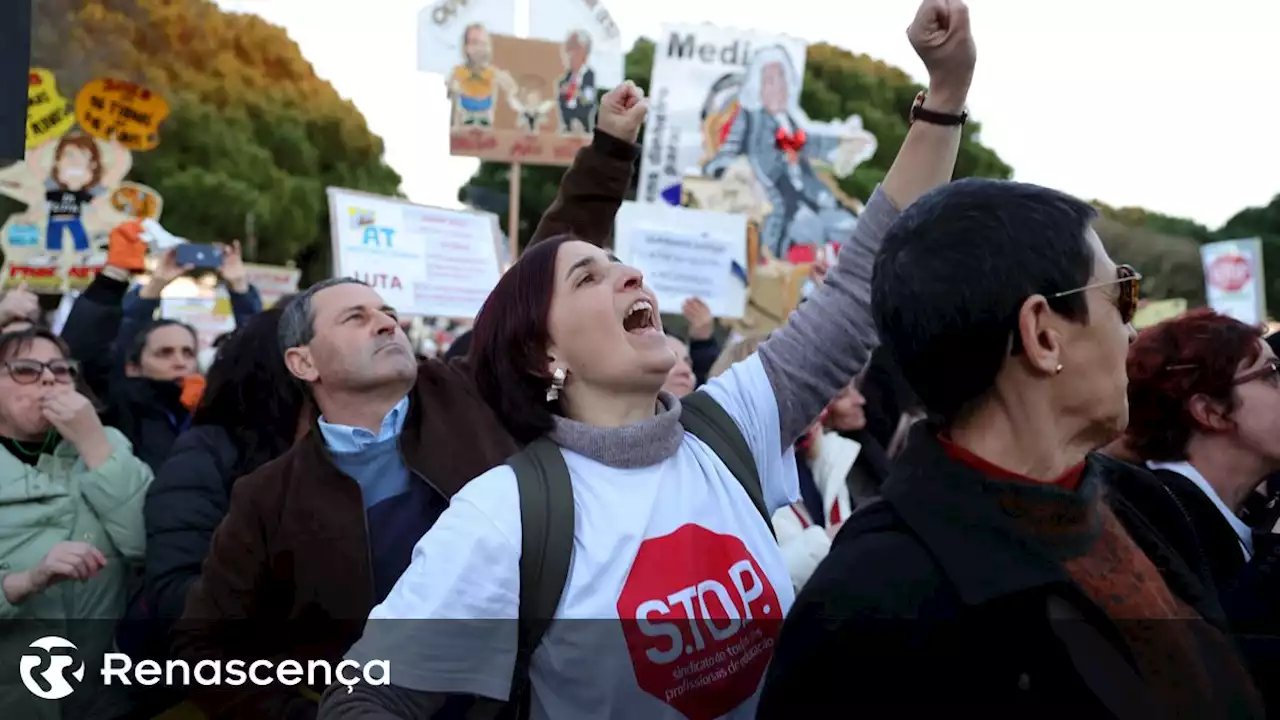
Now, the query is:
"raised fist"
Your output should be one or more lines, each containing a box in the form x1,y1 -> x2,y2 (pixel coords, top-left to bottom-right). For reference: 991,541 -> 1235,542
596,80 -> 649,144
907,0 -> 976,110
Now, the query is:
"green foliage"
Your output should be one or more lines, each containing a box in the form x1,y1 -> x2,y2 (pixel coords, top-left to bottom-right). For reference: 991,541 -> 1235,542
464,37 -> 1014,250
1092,216 -> 1206,307
1091,201 -> 1215,244
15,0 -> 402,282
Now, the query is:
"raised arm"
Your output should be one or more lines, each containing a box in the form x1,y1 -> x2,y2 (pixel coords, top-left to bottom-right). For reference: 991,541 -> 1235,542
526,81 -> 648,250
757,0 -> 977,449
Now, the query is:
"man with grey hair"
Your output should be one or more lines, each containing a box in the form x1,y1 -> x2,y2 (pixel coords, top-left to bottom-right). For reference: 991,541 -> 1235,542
172,81 -> 653,720
557,29 -> 596,134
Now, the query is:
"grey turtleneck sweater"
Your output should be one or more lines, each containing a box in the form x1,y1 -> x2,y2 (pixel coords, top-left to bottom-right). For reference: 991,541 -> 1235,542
549,186 -> 901,462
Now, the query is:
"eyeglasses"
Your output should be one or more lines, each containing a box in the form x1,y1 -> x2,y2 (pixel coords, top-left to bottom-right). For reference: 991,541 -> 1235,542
1233,359 -> 1280,387
3,359 -> 79,385
1049,264 -> 1143,325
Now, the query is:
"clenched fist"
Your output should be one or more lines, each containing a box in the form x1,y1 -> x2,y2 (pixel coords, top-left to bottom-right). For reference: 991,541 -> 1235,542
908,0 -> 977,112
596,80 -> 649,144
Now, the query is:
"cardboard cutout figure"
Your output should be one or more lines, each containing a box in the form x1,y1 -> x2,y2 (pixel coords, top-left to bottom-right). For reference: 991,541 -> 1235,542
700,45 -> 877,261
0,74 -> 168,292
448,23 -> 516,128
555,30 -> 596,135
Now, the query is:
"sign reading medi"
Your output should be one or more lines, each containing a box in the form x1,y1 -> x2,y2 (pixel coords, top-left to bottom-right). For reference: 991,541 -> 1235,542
326,187 -> 504,319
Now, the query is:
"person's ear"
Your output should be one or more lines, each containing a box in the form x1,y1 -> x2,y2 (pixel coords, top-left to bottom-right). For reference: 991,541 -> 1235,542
124,362 -> 141,378
1188,393 -> 1233,433
284,346 -> 319,383
1014,295 -> 1064,376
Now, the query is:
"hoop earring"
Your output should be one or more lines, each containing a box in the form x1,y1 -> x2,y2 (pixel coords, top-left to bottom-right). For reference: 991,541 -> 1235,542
546,367 -> 567,402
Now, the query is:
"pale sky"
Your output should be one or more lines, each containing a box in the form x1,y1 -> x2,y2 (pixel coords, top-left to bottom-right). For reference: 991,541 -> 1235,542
215,0 -> 1278,230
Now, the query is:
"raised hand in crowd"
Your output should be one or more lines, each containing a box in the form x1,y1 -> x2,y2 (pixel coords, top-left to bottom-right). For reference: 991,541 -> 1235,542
681,297 -> 714,341
0,281 -> 40,330
139,247 -> 194,300
595,80 -> 648,144
908,0 -> 976,112
216,239 -> 250,294
41,385 -> 114,468
1,541 -> 107,605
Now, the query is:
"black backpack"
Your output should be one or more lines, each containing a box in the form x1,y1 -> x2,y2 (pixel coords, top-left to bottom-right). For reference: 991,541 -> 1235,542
502,390 -> 774,719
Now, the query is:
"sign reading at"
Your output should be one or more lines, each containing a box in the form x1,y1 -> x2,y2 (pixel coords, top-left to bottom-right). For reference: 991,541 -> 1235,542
327,187 -> 503,318
617,524 -> 780,720
74,78 -> 171,151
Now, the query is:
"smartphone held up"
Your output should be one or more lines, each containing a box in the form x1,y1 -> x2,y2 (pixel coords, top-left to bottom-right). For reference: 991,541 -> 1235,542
174,243 -> 224,270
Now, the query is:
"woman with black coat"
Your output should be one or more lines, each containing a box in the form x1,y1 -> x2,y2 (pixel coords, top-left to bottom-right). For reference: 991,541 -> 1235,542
116,299 -> 308,716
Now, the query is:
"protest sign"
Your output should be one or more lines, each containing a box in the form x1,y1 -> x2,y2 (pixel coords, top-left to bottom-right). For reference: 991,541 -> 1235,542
327,187 -> 503,318
26,69 -> 75,149
444,33 -> 593,166
75,78 -> 171,151
614,201 -> 748,319
1202,238 -> 1266,326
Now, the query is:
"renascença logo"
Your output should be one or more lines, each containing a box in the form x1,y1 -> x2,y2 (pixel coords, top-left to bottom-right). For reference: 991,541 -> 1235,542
17,635 -> 389,700
20,636 -> 85,700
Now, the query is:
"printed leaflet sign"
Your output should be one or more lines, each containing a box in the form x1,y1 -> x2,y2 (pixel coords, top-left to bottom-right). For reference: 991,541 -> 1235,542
327,187 -> 503,318
614,201 -> 748,319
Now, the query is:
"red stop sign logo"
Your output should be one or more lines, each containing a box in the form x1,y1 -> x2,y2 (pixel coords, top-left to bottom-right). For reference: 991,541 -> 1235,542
617,524 -> 782,719
1209,254 -> 1251,293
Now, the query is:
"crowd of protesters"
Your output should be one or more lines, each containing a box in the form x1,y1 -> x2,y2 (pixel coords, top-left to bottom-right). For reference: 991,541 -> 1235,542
0,1 -> 1278,718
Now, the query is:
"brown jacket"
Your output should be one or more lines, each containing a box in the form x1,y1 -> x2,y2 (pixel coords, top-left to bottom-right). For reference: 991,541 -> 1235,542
172,131 -> 637,719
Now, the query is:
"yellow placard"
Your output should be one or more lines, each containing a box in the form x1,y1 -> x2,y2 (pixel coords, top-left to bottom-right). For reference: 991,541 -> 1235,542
74,78 -> 170,152
26,69 -> 75,149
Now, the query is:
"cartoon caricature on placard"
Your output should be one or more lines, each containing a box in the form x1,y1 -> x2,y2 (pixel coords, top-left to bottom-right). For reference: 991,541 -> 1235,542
555,30 -> 596,135
0,71 -> 168,292
701,45 -> 877,260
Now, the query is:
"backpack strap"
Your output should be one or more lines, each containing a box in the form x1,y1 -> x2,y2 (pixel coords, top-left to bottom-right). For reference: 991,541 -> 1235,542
680,390 -> 774,537
507,437 -> 576,720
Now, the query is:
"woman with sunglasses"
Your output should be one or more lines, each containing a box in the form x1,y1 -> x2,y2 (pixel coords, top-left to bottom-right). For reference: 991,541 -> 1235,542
1123,309 -> 1280,711
762,178 -> 1263,717
0,327 -> 153,720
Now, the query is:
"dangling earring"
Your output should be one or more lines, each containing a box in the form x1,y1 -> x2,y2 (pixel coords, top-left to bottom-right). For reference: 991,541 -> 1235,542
1054,363 -> 1064,375
546,367 -> 567,402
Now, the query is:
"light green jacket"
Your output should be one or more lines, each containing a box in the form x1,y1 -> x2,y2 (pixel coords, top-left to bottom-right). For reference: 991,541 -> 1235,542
0,427 -> 153,720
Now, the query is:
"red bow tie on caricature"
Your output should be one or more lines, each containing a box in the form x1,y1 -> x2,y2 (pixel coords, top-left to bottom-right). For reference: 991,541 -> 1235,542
775,127 -> 807,164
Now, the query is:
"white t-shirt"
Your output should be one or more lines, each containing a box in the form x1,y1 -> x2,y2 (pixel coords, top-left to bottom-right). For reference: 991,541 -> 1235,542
347,354 -> 799,719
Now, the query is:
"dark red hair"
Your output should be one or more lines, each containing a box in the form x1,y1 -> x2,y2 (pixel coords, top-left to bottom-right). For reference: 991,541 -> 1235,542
1125,308 -> 1263,461
469,234 -> 576,445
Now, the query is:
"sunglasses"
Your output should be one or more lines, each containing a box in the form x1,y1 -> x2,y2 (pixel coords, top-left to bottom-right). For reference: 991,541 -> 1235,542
1049,264 -> 1142,325
4,359 -> 79,385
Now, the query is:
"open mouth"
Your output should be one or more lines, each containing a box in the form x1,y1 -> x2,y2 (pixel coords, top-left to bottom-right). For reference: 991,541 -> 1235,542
622,299 -> 659,335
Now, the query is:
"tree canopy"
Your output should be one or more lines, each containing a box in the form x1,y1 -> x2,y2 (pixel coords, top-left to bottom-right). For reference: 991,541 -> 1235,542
463,37 -> 1015,249
12,0 -> 402,281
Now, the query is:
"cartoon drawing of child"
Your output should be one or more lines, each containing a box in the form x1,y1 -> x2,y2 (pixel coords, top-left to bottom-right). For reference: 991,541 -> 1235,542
508,75 -> 556,132
0,130 -> 132,264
